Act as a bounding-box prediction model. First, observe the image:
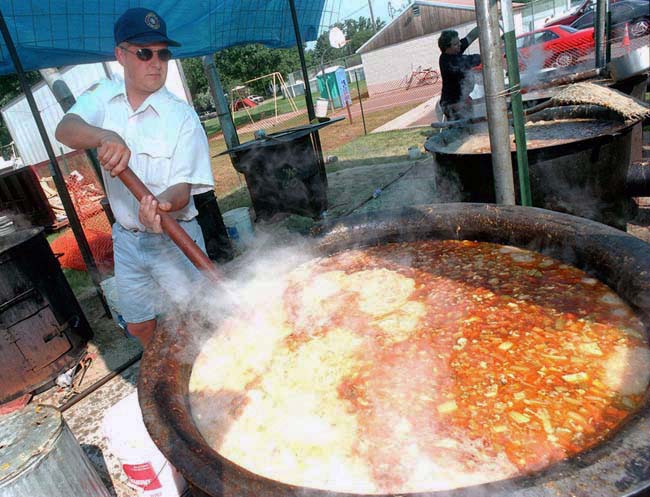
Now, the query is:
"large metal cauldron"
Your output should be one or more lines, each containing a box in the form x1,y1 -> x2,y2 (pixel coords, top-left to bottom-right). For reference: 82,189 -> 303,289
139,204 -> 650,497
425,106 -> 642,230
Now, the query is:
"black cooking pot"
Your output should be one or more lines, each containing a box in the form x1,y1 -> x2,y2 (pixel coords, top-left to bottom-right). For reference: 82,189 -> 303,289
139,203 -> 650,497
425,106 -> 643,230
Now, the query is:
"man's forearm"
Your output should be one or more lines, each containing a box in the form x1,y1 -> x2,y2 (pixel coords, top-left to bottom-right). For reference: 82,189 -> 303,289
55,114 -> 108,150
465,25 -> 480,44
158,183 -> 192,212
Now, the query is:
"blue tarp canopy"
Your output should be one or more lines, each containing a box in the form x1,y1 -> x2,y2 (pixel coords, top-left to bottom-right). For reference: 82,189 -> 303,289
0,0 -> 326,75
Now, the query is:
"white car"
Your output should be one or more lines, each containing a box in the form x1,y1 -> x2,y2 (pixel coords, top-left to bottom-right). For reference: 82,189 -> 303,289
247,95 -> 264,104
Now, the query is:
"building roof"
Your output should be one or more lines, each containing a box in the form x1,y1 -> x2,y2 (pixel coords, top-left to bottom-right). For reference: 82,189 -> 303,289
357,0 -> 524,54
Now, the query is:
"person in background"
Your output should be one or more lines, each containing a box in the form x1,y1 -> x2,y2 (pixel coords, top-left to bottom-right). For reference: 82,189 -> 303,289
55,8 -> 214,347
438,27 -> 482,121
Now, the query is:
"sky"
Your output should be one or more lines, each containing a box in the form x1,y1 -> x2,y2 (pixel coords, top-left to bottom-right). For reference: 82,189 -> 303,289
320,0 -> 406,31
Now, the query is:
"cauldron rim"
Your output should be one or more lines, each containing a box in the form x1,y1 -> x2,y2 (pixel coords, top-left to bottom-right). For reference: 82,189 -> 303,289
424,106 -> 638,158
139,203 -> 650,497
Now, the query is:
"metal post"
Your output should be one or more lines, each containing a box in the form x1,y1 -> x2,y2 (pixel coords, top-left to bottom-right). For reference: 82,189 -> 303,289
594,0 -> 607,68
354,71 -> 367,135
39,68 -> 106,191
605,9 -> 612,63
501,0 -> 531,206
203,56 -> 240,151
0,10 -> 110,315
175,59 -> 194,107
288,0 -> 327,186
475,0 -> 516,205
530,0 -> 536,31
344,56 -> 367,135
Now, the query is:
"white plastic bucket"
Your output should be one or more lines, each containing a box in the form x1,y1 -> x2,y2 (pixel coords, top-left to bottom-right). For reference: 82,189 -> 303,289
315,98 -> 329,118
222,207 -> 254,251
102,392 -> 187,497
407,146 -> 422,160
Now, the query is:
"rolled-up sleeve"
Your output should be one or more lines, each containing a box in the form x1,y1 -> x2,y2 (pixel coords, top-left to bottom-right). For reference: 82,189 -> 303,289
169,112 -> 215,195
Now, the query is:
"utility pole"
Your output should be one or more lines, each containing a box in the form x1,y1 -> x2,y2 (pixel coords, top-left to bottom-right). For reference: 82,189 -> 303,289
368,0 -> 377,31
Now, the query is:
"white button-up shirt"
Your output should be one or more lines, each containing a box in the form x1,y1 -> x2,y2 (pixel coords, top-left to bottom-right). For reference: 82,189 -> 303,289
66,77 -> 214,231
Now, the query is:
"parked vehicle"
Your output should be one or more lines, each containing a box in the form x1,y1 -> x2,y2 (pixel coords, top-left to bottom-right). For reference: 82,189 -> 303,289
544,0 -> 636,27
546,0 -> 598,27
516,25 -> 596,68
570,0 -> 650,38
247,95 -> 265,103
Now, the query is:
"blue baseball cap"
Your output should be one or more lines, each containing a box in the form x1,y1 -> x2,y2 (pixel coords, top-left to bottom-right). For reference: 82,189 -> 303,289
114,8 -> 181,47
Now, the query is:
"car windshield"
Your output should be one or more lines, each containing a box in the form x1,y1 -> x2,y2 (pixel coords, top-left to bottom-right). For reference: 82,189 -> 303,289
559,25 -> 579,33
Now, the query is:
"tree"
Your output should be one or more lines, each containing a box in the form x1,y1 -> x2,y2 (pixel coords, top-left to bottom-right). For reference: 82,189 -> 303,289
311,16 -> 386,65
0,72 -> 41,149
214,44 -> 309,95
181,44 -> 312,111
180,57 -> 208,98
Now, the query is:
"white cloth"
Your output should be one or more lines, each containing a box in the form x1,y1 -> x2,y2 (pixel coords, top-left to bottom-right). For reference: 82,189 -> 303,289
66,77 -> 214,230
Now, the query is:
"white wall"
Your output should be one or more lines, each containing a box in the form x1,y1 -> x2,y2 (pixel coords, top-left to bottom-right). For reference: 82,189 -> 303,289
1,60 -> 190,167
360,13 -> 524,96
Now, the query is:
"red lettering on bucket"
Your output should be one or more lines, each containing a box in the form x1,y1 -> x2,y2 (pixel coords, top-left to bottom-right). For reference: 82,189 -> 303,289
123,462 -> 162,490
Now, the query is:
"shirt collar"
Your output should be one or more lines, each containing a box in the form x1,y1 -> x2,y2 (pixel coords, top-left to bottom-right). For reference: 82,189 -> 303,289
108,77 -> 169,115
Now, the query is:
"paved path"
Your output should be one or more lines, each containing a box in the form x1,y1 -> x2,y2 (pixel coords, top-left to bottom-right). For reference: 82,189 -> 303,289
330,82 -> 441,123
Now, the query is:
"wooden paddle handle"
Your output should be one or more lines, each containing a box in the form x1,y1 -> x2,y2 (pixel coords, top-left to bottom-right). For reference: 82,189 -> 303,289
117,167 -> 223,282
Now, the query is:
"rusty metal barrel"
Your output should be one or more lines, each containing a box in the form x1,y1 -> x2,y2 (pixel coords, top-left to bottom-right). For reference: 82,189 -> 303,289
0,404 -> 110,496
0,227 -> 92,403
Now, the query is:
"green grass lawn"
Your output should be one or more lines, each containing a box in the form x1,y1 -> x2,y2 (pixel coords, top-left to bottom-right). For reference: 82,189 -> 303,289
328,126 -> 433,170
62,267 -> 95,294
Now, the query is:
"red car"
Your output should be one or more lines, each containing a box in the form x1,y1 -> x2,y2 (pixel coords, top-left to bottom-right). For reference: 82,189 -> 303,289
516,25 -> 595,68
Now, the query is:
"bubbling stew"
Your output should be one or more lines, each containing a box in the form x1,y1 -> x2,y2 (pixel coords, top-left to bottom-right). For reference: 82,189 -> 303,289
190,240 -> 650,494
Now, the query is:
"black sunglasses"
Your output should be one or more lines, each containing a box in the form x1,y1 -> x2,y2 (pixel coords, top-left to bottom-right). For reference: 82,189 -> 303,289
119,45 -> 173,62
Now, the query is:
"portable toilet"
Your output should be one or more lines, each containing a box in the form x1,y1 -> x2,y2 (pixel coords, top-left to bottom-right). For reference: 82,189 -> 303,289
316,66 -> 350,109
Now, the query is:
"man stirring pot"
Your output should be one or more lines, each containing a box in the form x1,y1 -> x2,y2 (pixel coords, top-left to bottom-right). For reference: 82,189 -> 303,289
56,8 -> 214,347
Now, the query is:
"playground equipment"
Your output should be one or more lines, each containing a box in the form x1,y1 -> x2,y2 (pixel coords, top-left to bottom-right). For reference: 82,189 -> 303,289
230,72 -> 299,128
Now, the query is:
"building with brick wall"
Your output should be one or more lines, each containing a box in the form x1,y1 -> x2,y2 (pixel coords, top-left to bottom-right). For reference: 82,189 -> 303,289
356,0 -> 525,96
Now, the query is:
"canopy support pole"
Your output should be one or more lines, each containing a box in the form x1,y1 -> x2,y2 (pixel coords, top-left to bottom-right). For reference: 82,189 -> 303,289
474,0 -> 516,205
501,0 -> 531,206
39,68 -> 106,191
0,8 -> 109,316
595,0 -> 607,69
288,0 -> 328,189
203,56 -> 240,152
